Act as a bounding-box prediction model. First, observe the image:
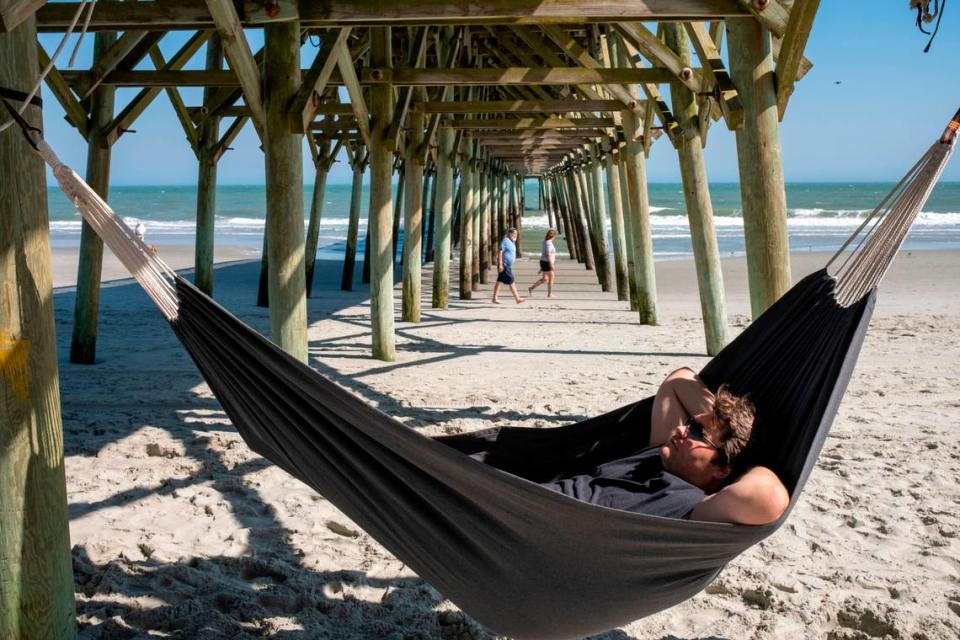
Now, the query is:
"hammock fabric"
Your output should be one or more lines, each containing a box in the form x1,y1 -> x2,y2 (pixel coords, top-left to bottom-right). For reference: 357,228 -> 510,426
15,102 -> 958,639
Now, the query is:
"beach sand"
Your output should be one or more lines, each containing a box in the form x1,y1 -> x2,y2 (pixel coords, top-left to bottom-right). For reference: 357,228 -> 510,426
53,246 -> 960,639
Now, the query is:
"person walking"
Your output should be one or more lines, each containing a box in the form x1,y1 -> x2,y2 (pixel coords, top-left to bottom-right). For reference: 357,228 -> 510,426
528,229 -> 558,298
492,227 -> 524,304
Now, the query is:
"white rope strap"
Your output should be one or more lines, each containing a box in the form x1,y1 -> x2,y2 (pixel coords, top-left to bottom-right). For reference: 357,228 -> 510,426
36,141 -> 181,321
827,111 -> 958,307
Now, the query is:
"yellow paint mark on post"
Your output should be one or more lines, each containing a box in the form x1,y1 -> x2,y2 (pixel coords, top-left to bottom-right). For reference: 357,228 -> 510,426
0,335 -> 30,400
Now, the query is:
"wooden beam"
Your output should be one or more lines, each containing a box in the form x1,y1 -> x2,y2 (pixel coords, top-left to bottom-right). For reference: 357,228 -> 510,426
377,67 -> 679,85
684,21 -> 743,130
74,29 -> 149,99
775,0 -> 820,119
334,35 -> 370,147
389,25 -> 429,148
148,46 -> 200,153
35,2 -> 753,32
290,26 -> 350,133
538,24 -> 638,108
62,66 -> 682,88
36,42 -> 87,137
204,0 -> 264,140
416,99 -> 625,113
449,117 -> 614,129
507,24 -> 603,101
615,22 -> 701,93
104,30 -> 210,146
0,0 -> 44,32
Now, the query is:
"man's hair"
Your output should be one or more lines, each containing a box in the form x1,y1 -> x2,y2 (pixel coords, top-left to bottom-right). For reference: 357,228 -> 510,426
507,227 -> 517,234
712,385 -> 755,466
545,229 -> 557,240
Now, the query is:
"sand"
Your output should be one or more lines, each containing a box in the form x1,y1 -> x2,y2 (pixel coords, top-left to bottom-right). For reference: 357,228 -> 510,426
52,246 -> 960,639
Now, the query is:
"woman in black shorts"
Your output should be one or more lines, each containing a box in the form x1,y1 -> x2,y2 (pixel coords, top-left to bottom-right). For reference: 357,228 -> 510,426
528,229 -> 557,297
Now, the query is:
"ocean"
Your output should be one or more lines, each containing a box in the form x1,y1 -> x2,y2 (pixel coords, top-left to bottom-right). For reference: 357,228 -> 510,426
46,182 -> 960,261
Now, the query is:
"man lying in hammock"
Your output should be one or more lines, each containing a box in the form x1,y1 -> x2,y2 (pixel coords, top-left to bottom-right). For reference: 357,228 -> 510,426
541,368 -> 790,525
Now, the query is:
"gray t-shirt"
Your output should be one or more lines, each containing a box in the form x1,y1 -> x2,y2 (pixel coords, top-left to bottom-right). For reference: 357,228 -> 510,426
540,445 -> 706,518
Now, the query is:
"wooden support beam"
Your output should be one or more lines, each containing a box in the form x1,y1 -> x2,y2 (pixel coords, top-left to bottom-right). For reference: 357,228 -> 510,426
448,117 -> 614,129
603,143 -> 629,301
615,22 -> 702,93
664,23 -> 726,355
60,66 -> 680,88
431,129 -> 456,309
0,0 -> 44,32
507,25 -> 603,101
264,19 -> 308,361
35,1 -> 753,32
105,29 -> 213,145
728,17 -> 791,317
335,34 -> 371,147
620,108 -> 656,323
306,137 -> 341,295
204,0 -> 265,140
538,23 -> 638,108
212,115 -> 248,161
194,32 -> 222,295
368,26 -> 396,360
373,66 -> 678,86
415,98 -> 625,114
774,0 -> 820,119
341,144 -> 368,290
0,16 -> 76,640
148,45 -> 200,153
402,87 -> 426,321
70,29 -> 116,366
389,25 -> 429,149
290,26 -> 350,133
74,28 -> 149,99
36,41 -> 88,137
613,31 -> 680,143
684,20 -> 743,130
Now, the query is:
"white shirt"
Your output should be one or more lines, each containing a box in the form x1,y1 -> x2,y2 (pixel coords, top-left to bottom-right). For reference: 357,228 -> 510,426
541,239 -> 556,262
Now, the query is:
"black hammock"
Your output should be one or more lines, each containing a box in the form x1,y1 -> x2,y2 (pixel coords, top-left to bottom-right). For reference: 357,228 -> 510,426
28,108 -> 959,640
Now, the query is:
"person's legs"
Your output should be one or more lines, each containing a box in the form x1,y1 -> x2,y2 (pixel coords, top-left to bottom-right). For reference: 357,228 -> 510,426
528,274 -> 545,295
508,283 -> 525,303
492,281 -> 503,303
546,271 -> 555,297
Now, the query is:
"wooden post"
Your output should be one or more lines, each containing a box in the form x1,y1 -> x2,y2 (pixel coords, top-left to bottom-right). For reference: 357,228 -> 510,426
616,152 -> 640,311
369,26 -> 396,360
459,143 -> 474,299
432,127 -> 455,308
471,154 -> 481,291
194,33 -> 222,296
590,144 -> 613,292
559,171 -> 581,262
256,231 -> 269,307
603,144 -> 630,301
568,169 -> 595,270
727,17 -> 792,317
555,173 -> 578,261
341,145 -> 366,291
70,28 -> 117,364
402,90 -> 425,322
514,172 -> 523,258
665,23 -> 726,355
573,164 -> 599,272
0,16 -> 76,639
305,139 -> 334,297
477,150 -> 489,283
391,162 -> 405,266
264,20 -> 307,362
423,164 -> 435,262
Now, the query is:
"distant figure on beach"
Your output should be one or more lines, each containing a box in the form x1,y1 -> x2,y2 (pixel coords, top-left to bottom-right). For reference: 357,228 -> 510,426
541,368 -> 789,525
134,220 -> 146,242
492,227 -> 525,304
527,229 -> 558,298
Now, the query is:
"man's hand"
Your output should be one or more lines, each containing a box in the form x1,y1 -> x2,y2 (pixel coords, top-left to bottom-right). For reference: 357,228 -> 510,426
498,264 -> 504,272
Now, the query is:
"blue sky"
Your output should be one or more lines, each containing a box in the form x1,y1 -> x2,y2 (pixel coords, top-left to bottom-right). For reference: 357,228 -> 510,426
35,4 -> 960,186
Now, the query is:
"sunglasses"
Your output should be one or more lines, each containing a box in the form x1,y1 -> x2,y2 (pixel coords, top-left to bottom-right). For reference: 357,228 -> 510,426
684,416 -> 727,465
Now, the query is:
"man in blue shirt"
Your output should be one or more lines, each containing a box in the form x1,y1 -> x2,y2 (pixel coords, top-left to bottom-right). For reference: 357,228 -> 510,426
492,228 -> 525,304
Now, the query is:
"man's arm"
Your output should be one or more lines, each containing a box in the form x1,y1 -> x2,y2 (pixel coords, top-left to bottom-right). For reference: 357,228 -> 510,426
497,248 -> 504,271
689,466 -> 790,525
650,368 -> 715,445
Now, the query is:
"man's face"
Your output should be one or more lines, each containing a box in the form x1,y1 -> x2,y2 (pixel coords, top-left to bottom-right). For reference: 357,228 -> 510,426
509,231 -> 518,241
659,412 -> 730,490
